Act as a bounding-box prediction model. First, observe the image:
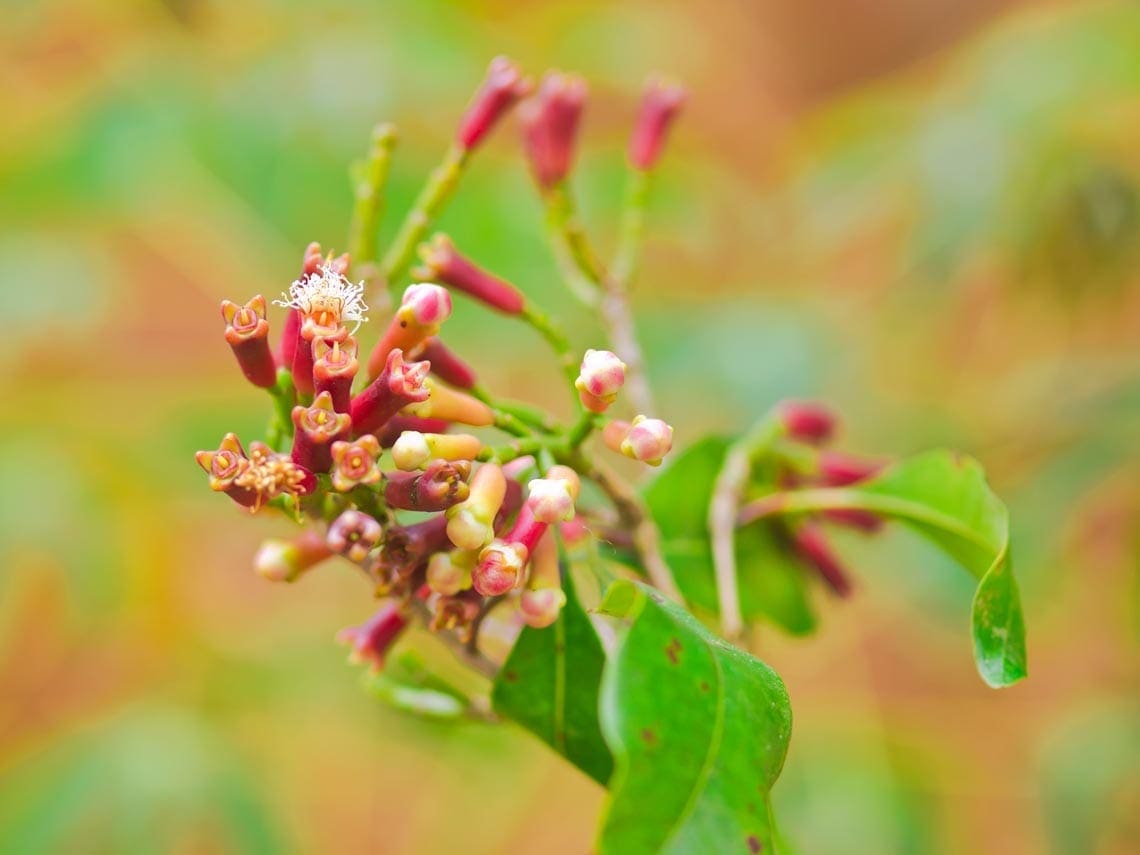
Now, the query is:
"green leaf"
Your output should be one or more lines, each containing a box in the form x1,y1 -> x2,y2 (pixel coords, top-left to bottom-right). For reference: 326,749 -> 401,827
644,436 -> 816,635
747,450 -> 1028,687
492,572 -> 613,785
597,579 -> 793,855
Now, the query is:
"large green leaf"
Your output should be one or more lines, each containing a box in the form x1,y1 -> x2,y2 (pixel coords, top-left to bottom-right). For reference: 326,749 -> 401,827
744,450 -> 1028,687
597,580 -> 793,855
644,436 -> 816,634
491,572 -> 613,785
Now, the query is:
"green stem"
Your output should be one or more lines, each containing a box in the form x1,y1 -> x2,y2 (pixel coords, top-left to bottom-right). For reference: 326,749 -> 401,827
381,144 -> 469,295
265,368 -> 296,452
611,168 -> 652,288
344,123 -> 399,298
477,437 -> 547,464
519,302 -> 578,387
543,184 -> 603,306
566,410 -> 598,450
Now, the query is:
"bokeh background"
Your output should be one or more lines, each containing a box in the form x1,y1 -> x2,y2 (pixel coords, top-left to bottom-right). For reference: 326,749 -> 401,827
2,0 -> 1138,852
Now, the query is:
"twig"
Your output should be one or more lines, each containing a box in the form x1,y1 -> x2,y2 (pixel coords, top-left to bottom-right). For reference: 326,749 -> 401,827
406,598 -> 499,681
465,595 -> 505,654
348,123 -> 398,293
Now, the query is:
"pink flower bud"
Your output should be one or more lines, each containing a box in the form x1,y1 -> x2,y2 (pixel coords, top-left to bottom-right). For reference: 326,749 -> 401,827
384,459 -> 472,512
526,477 -> 576,524
327,509 -> 385,563
817,452 -> 887,486
615,415 -> 674,466
792,522 -> 852,597
221,295 -> 276,388
403,379 -> 494,427
628,76 -> 685,171
366,284 -> 452,379
778,400 -> 837,446
545,465 -> 581,501
447,463 -> 507,550
519,587 -> 567,629
313,336 -> 359,413
575,349 -> 626,412
329,435 -> 382,492
351,349 -> 431,436
415,337 -> 478,389
254,531 -> 333,583
195,433 -> 256,508
559,517 -> 591,546
520,71 -> 587,190
291,391 -> 352,474
456,56 -> 532,151
415,235 -> 526,315
337,602 -> 409,672
392,431 -> 483,470
473,540 -> 528,596
426,549 -> 475,596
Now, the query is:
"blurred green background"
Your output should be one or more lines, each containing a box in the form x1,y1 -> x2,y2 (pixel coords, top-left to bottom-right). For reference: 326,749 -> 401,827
2,0 -> 1138,852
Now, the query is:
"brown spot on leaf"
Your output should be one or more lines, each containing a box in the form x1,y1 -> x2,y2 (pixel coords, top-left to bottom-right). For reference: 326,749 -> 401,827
503,670 -> 518,683
747,835 -> 762,853
664,637 -> 682,665
640,727 -> 658,746
699,681 -> 710,692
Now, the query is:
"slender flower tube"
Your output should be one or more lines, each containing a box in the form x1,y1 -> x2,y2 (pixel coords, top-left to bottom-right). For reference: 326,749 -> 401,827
519,71 -> 587,190
291,391 -> 352,474
366,284 -> 452,379
195,433 -> 256,507
575,349 -> 626,413
779,400 -> 837,445
376,415 -> 451,449
221,295 -> 276,388
278,263 -> 367,395
392,431 -> 483,470
327,509 -> 385,563
376,515 -> 451,584
231,441 -> 317,509
446,463 -> 507,550
337,601 -> 409,671
254,530 -> 332,582
792,522 -> 853,597
426,549 -> 476,596
414,235 -> 526,315
402,378 -> 493,427
384,459 -> 471,512
351,349 -> 431,436
604,415 -> 674,466
518,533 -> 566,628
313,336 -> 359,413
329,435 -> 382,492
628,76 -> 686,171
414,338 -> 478,389
456,56 -> 531,151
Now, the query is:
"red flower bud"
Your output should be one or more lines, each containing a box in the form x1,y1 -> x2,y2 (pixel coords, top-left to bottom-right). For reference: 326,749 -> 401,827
329,435 -> 382,492
792,522 -> 852,597
415,338 -> 478,389
366,284 -> 452,379
351,349 -> 431,436
520,71 -> 587,189
384,459 -> 472,512
327,509 -> 385,563
313,336 -> 359,413
473,540 -> 528,596
337,602 -> 409,671
779,401 -> 837,445
221,295 -> 277,388
604,416 -> 674,466
291,391 -> 352,473
414,234 -> 526,315
817,452 -> 887,487
628,76 -> 685,170
456,56 -> 532,151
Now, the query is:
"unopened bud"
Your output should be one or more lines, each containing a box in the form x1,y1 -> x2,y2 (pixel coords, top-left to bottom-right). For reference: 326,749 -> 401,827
415,234 -> 526,315
403,378 -> 494,427
446,463 -> 507,550
337,602 -> 409,671
779,400 -> 837,446
575,349 -> 626,413
426,549 -> 475,596
519,71 -> 587,190
473,540 -> 528,596
628,76 -> 685,171
415,337 -> 479,389
366,284 -> 452,379
456,56 -> 532,151
526,477 -> 576,524
612,415 -> 674,466
817,452 -> 886,486
792,522 -> 852,597
391,431 -> 483,470
253,532 -> 333,583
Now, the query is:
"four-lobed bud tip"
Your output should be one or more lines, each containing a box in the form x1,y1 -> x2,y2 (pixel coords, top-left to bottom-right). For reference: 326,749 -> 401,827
520,71 -> 588,190
575,349 -> 626,413
629,75 -> 686,171
456,56 -> 532,151
604,415 -> 674,466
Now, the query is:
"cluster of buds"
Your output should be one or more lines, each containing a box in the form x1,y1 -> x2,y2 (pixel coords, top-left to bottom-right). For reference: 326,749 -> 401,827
196,57 -> 685,674
766,401 -> 890,596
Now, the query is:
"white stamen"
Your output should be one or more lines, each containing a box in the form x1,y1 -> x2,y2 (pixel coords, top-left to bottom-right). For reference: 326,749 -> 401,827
274,265 -> 369,332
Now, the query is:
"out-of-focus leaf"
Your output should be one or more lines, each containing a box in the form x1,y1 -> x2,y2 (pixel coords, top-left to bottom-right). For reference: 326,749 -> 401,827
596,579 -> 793,855
644,436 -> 816,634
492,572 -> 613,785
363,649 -> 472,720
746,450 -> 1027,687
